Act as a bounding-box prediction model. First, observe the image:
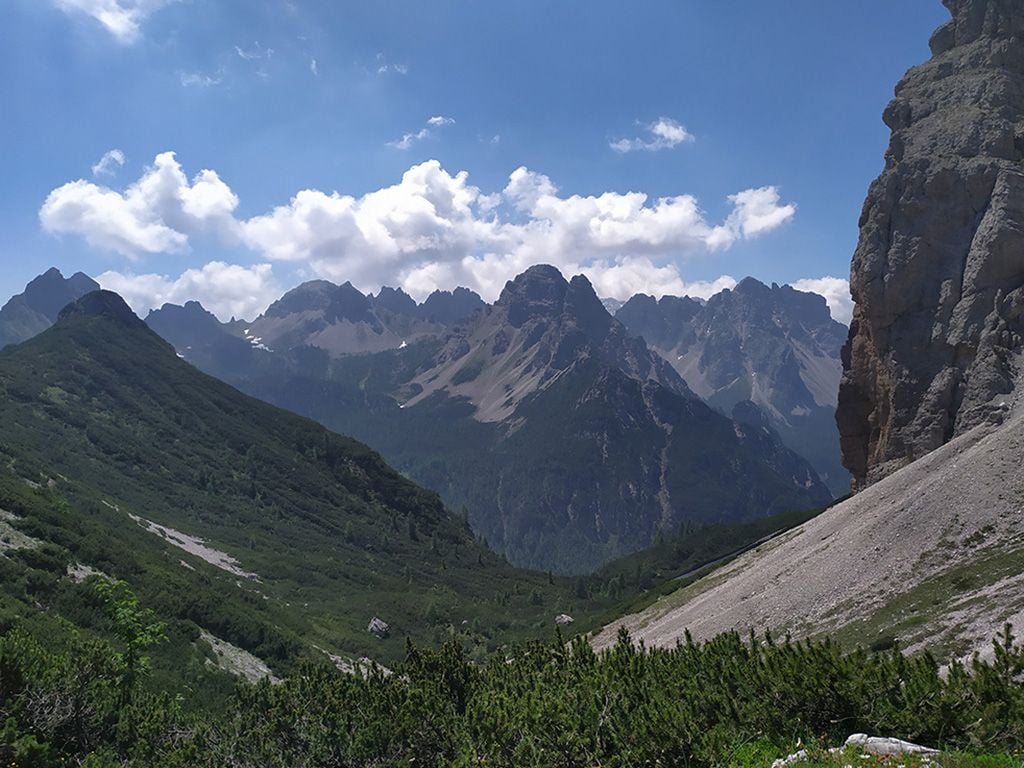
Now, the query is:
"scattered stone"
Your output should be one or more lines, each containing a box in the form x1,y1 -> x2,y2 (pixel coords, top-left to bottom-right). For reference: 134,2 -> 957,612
555,613 -> 575,626
772,734 -> 938,767
200,629 -> 280,684
66,563 -> 104,582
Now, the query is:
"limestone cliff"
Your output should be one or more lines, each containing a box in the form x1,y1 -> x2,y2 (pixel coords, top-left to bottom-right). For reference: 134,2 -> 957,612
838,0 -> 1024,487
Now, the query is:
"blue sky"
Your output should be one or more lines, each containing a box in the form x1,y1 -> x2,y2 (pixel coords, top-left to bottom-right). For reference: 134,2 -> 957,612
1,0 -> 949,323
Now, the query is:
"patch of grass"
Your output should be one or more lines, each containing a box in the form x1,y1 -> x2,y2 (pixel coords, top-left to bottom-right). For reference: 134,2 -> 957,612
827,545 -> 1024,656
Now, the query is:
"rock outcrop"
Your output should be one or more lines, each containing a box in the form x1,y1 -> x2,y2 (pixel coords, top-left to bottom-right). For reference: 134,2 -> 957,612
839,0 -> 1024,487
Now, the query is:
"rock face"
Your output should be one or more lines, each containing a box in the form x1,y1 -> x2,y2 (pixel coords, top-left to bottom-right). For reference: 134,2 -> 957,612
838,0 -> 1024,487
617,278 -> 850,495
0,268 -> 99,348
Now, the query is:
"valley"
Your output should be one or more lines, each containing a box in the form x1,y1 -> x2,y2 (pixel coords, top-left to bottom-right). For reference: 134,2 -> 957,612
2,0 -> 1024,765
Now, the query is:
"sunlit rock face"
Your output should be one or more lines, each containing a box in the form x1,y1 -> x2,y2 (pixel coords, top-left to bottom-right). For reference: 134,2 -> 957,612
838,0 -> 1024,488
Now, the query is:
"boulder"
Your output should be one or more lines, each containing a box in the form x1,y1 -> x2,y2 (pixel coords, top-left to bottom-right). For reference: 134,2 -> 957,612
367,616 -> 390,639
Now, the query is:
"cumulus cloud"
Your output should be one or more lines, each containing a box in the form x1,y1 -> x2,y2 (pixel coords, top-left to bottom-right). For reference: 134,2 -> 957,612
790,276 -> 853,325
387,116 -> 455,150
40,151 -> 239,257
91,148 -> 126,177
53,0 -> 175,43
610,117 -> 694,153
567,256 -> 737,302
42,152 -> 797,303
97,261 -> 281,321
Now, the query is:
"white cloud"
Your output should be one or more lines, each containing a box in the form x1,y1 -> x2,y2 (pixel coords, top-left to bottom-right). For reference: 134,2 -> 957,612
42,153 -> 797,304
387,128 -> 431,150
97,261 -> 281,321
610,117 -> 694,153
790,276 -> 853,325
375,54 -> 408,75
568,257 -> 737,302
722,186 -> 797,239
53,0 -> 175,43
179,70 -> 223,88
387,116 -> 455,150
91,148 -> 126,177
40,151 -> 239,257
310,58 -> 318,76
234,42 -> 273,61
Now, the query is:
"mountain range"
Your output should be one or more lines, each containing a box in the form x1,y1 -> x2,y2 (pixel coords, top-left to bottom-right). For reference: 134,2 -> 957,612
142,265 -> 833,573
0,262 -> 846,573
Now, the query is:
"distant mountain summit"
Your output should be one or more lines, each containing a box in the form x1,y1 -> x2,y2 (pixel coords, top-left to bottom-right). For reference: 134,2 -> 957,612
616,278 -> 849,494
0,267 -> 99,348
404,265 -> 690,422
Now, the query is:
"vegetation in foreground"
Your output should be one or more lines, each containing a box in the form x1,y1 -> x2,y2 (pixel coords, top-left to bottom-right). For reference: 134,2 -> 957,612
2,579 -> 1023,767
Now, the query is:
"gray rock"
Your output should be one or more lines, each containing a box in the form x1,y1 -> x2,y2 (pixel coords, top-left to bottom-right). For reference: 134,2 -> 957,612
367,616 -> 390,639
839,0 -> 1024,488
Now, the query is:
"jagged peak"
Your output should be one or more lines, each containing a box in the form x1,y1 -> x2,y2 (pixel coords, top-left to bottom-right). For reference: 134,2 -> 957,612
497,265 -> 569,326
733,276 -> 771,295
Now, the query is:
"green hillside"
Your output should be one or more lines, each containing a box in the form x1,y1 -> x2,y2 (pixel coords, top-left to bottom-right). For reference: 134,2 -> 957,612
0,291 -> 592,671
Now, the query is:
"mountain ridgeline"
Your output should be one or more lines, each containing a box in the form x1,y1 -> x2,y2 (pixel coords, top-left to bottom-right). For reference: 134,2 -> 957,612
144,265 -> 831,573
615,278 -> 850,495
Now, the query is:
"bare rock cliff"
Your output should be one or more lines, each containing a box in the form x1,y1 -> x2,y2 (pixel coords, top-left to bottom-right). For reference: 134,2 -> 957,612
838,0 -> 1024,487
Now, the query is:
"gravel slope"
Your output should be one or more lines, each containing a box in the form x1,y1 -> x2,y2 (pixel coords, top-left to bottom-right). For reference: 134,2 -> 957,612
593,408 -> 1024,658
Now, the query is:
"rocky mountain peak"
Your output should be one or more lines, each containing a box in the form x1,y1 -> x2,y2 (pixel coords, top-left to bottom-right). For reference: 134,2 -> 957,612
0,268 -> 103,349
327,282 -> 373,324
419,286 -> 485,324
16,268 -> 101,321
374,286 -> 418,316
264,280 -> 339,318
497,264 -> 570,327
838,0 -> 1024,488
